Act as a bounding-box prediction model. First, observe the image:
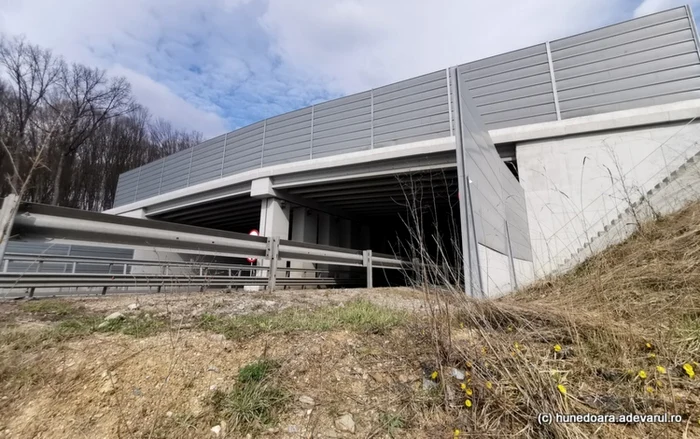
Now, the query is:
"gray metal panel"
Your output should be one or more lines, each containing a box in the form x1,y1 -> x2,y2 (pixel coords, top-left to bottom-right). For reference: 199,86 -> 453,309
372,70 -> 451,148
69,245 -> 133,259
222,122 -> 264,177
550,8 -> 700,119
459,44 -> 558,130
113,167 -> 140,207
189,135 -> 226,186
560,89 -> 700,119
160,148 -> 192,194
550,7 -> 689,51
3,242 -> 134,274
6,241 -> 70,255
455,65 -> 531,261
134,159 -> 164,201
263,108 -> 312,166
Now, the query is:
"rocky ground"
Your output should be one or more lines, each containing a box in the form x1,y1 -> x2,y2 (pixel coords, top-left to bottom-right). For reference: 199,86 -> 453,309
0,287 -> 453,439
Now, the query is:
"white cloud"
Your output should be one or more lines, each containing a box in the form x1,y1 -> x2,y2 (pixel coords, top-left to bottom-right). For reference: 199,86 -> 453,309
634,0 -> 700,17
110,65 -> 228,137
260,0 -> 630,94
0,0 -> 660,137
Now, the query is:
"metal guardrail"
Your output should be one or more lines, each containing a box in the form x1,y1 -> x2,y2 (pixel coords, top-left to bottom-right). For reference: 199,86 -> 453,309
0,196 -> 406,297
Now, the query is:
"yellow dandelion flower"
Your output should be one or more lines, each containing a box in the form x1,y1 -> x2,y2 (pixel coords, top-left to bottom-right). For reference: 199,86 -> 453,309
460,383 -> 467,390
514,342 -> 520,349
431,371 -> 439,380
467,377 -> 472,384
481,347 -> 487,354
464,399 -> 472,408
648,353 -> 656,359
507,325 -> 513,332
656,365 -> 666,374
645,386 -> 654,393
453,429 -> 460,438
655,380 -> 663,388
557,384 -> 567,395
553,344 -> 562,353
645,342 -> 653,349
683,363 -> 695,379
459,322 -> 464,329
465,361 -> 473,369
638,370 -> 648,379
486,381 -> 493,389
466,388 -> 473,396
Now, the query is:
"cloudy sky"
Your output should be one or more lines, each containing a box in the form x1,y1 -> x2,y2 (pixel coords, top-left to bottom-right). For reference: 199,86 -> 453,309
1,0 -> 698,137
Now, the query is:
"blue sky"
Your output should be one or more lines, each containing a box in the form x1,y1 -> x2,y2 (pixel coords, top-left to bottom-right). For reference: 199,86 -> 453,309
1,0 -> 698,137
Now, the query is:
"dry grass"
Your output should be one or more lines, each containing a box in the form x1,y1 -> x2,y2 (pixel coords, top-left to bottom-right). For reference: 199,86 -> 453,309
422,201 -> 700,438
1,203 -> 700,438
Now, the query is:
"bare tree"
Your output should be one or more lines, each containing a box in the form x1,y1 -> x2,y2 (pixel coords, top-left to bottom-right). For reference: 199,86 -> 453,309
47,63 -> 135,205
0,36 -> 61,191
0,36 -> 203,212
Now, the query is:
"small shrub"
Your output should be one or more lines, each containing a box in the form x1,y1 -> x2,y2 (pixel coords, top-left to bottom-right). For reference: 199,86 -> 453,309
238,359 -> 279,383
210,359 -> 289,433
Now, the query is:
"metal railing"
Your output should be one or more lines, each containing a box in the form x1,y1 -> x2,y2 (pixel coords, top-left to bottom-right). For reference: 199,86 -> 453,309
0,196 -> 405,298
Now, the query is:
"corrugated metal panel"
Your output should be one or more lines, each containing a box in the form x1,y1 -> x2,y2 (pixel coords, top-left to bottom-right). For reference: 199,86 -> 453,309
6,242 -> 70,255
262,107 -> 312,166
110,6 -> 700,206
552,7 -> 700,120
133,158 -> 164,201
188,134 -> 226,186
312,91 -> 372,158
113,167 -> 140,206
456,66 -> 532,261
70,245 -> 133,274
460,43 -> 557,130
222,122 -> 264,177
373,70 -> 451,148
3,242 -> 134,274
160,148 -> 192,194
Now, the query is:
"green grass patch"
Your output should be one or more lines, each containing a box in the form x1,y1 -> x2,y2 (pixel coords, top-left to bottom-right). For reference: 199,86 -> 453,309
19,299 -> 81,318
379,412 -> 407,437
95,314 -> 166,338
199,298 -> 407,340
210,359 -> 289,434
238,359 -> 280,383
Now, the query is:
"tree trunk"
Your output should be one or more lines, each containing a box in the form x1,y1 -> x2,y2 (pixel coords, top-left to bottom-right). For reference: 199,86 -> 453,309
51,154 -> 65,205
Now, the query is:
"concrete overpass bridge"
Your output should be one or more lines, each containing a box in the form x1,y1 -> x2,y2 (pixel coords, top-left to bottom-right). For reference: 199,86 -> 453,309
105,6 -> 700,296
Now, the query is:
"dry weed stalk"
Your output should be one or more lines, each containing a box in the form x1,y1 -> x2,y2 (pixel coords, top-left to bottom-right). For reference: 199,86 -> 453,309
395,170 -> 700,437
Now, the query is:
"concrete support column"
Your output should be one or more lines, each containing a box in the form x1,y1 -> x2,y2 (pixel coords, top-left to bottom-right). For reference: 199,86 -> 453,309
290,207 -> 318,278
259,197 -> 290,239
255,198 -> 290,289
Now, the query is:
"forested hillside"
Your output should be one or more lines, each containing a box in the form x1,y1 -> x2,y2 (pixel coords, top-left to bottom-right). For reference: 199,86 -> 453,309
0,36 -> 204,211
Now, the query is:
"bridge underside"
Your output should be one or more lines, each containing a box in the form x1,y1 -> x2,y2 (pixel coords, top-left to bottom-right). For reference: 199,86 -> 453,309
149,168 -> 462,288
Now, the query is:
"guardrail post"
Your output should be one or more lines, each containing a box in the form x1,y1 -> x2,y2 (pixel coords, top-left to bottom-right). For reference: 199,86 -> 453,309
101,286 -> 108,295
0,194 -> 19,264
363,250 -> 373,288
3,259 -> 8,272
266,236 -> 280,291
